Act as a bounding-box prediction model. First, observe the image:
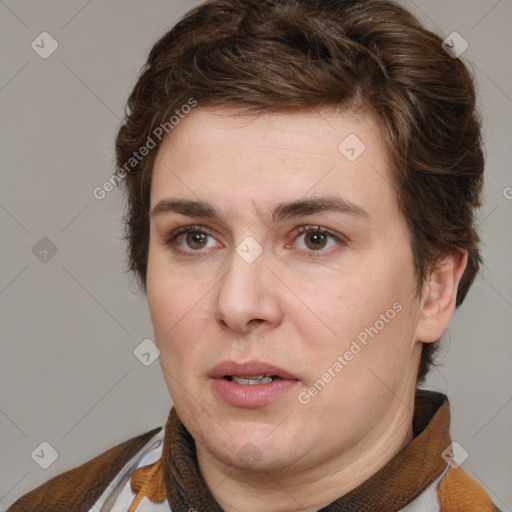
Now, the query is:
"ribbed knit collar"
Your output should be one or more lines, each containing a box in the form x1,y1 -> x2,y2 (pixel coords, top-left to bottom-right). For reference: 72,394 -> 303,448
162,389 -> 451,511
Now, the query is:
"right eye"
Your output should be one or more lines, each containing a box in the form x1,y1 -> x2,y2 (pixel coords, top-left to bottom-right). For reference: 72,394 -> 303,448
165,225 -> 222,254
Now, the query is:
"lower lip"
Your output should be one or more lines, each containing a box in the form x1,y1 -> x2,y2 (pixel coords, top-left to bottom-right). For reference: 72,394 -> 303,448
211,378 -> 299,408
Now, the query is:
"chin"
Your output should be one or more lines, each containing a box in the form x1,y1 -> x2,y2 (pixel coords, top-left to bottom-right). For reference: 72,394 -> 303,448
214,441 -> 300,473
195,419 -> 303,472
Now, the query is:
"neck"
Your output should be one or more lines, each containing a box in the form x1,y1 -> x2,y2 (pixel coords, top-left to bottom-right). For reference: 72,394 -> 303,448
196,400 -> 415,512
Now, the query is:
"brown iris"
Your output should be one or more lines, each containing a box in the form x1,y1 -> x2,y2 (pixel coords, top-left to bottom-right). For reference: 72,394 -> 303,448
304,229 -> 328,250
186,231 -> 208,249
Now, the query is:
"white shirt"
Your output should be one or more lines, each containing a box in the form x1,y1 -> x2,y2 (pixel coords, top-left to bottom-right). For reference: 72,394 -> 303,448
88,428 -> 171,512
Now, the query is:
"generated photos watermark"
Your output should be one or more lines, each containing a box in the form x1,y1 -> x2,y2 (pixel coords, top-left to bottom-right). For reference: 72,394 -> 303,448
93,97 -> 198,200
298,301 -> 403,405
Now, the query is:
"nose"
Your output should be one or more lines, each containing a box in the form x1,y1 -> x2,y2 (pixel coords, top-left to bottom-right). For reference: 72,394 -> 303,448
213,246 -> 284,334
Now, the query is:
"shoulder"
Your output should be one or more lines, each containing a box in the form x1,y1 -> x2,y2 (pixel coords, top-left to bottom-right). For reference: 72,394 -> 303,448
7,426 -> 163,512
438,466 -> 499,511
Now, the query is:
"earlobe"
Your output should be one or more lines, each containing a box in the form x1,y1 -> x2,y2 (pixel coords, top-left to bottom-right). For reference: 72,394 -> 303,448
415,250 -> 468,343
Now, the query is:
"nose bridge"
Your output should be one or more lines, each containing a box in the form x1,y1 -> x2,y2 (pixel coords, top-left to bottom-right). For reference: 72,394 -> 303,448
214,240 -> 283,332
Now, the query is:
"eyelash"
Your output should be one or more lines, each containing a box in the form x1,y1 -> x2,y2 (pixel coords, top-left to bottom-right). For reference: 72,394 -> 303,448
164,224 -> 347,259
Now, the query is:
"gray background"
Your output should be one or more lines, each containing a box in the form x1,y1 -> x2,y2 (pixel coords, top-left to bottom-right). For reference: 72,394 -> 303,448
1,0 -> 511,509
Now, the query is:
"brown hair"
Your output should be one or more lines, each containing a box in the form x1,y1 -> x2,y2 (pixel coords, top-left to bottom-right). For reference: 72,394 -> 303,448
115,0 -> 485,383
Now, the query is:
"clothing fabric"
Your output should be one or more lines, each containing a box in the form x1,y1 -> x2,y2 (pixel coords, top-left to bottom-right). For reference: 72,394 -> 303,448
7,390 -> 498,511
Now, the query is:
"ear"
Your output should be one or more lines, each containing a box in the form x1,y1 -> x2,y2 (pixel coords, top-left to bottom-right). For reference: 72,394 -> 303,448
414,250 -> 468,343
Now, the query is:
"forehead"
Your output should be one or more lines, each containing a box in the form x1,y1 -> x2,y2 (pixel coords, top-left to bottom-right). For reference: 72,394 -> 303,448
150,106 -> 398,220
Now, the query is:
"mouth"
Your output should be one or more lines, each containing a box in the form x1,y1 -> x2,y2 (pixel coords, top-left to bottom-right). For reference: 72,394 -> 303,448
225,375 -> 281,385
209,360 -> 299,382
209,360 -> 300,408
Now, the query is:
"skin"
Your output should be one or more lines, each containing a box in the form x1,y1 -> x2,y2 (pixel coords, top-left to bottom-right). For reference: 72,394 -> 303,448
146,106 -> 467,512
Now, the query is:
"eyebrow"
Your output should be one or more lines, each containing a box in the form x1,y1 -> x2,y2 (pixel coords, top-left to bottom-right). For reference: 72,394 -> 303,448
150,195 -> 372,224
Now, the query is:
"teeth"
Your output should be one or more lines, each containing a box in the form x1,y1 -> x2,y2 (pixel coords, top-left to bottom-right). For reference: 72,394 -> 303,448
231,375 -> 273,385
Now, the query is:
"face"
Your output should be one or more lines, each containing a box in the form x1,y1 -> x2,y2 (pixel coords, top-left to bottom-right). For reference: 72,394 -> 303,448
147,107 -> 425,475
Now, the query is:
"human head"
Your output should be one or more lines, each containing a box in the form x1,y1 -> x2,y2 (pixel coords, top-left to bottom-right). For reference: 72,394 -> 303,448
116,0 -> 484,382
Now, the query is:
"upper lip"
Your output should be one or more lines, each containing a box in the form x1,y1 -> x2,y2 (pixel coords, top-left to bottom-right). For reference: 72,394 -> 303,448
209,360 -> 299,380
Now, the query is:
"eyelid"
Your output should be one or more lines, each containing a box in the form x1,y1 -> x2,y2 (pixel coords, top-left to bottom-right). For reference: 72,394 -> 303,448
291,225 -> 347,242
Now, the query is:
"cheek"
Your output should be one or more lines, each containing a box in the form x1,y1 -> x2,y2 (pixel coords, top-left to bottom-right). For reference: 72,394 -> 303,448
147,279 -> 194,344
146,250 -> 209,368
314,259 -> 417,366
147,252 -> 186,352
146,261 -> 171,336
147,242 -> 189,333
319,276 -> 390,337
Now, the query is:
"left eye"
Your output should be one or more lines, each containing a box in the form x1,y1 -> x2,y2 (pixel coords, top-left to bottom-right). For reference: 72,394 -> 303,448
293,226 -> 340,252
